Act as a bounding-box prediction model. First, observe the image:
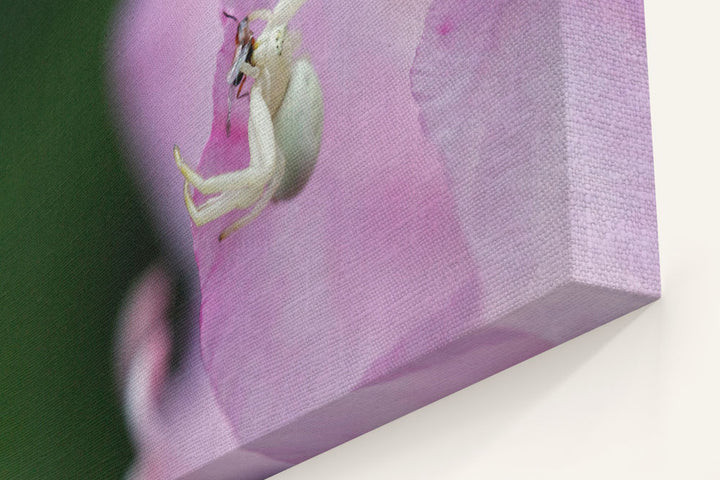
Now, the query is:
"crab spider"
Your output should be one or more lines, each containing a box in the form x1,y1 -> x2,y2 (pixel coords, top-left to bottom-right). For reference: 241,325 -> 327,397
174,0 -> 323,241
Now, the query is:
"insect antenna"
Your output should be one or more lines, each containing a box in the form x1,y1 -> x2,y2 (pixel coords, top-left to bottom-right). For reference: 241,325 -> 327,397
222,11 -> 238,22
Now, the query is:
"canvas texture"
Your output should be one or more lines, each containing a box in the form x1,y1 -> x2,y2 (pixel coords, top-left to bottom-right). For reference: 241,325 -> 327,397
109,1 -> 660,478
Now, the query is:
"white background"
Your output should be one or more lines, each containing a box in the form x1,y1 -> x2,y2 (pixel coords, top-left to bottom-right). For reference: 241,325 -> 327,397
276,2 -> 720,478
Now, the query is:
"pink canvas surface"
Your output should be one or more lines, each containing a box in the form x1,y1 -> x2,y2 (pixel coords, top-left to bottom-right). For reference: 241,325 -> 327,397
111,1 -> 659,478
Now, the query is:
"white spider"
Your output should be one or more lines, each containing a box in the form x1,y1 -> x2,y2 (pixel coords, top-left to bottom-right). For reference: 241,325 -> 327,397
173,0 -> 323,240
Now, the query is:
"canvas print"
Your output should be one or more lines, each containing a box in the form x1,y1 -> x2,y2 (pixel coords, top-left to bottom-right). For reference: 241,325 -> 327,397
1,0 -> 659,478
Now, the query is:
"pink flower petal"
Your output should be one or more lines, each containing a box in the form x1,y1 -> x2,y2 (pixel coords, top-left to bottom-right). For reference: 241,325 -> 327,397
187,0 -> 493,456
411,0 -> 575,320
411,0 -> 655,323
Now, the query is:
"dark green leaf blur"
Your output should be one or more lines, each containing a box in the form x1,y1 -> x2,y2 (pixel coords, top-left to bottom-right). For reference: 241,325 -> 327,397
1,1 -> 160,478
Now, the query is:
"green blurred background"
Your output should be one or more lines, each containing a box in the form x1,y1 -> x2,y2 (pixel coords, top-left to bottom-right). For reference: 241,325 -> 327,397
1,1 -> 161,478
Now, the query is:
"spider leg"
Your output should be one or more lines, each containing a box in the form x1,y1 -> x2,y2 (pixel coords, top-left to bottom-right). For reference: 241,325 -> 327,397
175,81 -> 281,238
239,62 -> 260,79
219,153 -> 285,240
174,145 -> 272,195
183,181 -> 264,226
183,182 -> 238,226
218,104 -> 285,241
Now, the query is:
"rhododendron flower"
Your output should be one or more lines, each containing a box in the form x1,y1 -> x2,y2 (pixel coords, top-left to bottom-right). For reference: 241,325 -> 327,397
111,0 -> 654,478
